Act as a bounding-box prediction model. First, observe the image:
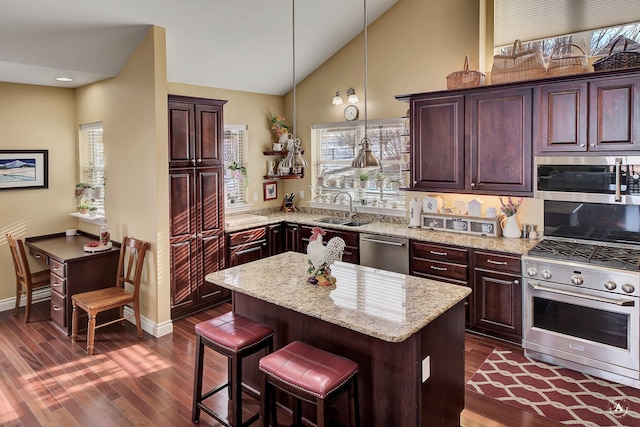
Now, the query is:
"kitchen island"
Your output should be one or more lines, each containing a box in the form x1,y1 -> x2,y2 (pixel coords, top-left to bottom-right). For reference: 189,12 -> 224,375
205,252 -> 471,426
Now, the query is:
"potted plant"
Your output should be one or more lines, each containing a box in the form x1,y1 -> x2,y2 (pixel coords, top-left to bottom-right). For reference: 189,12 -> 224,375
374,171 -> 387,189
77,204 -> 90,215
88,206 -> 98,217
227,162 -> 248,188
75,182 -> 91,197
358,172 -> 369,188
388,176 -> 402,191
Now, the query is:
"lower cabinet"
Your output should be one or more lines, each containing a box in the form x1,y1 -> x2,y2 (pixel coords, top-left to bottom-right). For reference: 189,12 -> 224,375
267,223 -> 285,256
473,250 -> 522,343
227,226 -> 268,267
298,225 -> 360,264
410,241 -> 471,328
285,223 -> 300,253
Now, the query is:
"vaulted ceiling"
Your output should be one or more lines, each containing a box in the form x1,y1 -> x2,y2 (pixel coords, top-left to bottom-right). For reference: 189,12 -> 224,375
0,0 -> 398,94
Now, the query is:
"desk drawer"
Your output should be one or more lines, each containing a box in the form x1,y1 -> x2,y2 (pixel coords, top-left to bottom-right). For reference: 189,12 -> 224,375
50,273 -> 65,295
49,259 -> 66,278
50,291 -> 66,327
28,247 -> 49,265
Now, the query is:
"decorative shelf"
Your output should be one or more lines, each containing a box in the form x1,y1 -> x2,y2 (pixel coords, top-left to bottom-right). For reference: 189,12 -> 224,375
263,150 -> 304,155
263,173 -> 303,180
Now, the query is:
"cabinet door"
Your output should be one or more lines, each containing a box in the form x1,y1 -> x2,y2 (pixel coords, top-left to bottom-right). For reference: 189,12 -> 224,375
589,76 -> 640,152
169,169 -> 198,313
474,269 -> 522,342
285,223 -> 299,252
536,81 -> 588,153
168,101 -> 196,168
268,223 -> 285,256
467,88 -> 533,194
195,103 -> 223,166
197,167 -> 225,274
411,95 -> 465,191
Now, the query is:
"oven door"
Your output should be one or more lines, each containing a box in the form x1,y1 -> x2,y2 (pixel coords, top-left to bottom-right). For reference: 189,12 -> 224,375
523,279 -> 639,377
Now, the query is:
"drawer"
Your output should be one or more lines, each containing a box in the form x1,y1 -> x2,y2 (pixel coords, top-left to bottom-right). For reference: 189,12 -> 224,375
474,251 -> 521,274
412,241 -> 468,265
228,227 -> 267,246
411,258 -> 469,282
50,273 -> 66,295
50,291 -> 66,327
28,247 -> 49,265
49,258 -> 66,278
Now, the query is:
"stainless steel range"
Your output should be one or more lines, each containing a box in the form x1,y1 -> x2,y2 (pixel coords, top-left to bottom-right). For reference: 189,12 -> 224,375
522,201 -> 640,388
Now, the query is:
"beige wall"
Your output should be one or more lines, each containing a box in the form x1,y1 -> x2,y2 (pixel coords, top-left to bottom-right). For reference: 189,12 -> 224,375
0,83 -> 78,301
75,26 -> 169,325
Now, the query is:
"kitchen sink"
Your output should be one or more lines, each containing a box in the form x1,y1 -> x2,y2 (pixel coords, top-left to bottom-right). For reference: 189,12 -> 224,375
317,218 -> 370,227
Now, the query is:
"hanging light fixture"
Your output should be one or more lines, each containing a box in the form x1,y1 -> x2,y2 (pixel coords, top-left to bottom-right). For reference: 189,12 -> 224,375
351,0 -> 380,169
279,0 -> 308,172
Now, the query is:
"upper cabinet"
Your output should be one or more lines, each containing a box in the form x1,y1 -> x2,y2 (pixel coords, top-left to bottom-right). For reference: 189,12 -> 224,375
168,96 -> 225,168
536,75 -> 640,154
409,88 -> 532,196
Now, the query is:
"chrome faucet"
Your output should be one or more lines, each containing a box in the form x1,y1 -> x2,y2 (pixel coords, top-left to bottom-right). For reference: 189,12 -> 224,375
333,191 -> 357,219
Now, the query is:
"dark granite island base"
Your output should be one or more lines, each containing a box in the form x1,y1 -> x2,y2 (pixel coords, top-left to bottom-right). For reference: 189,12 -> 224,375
206,252 -> 470,426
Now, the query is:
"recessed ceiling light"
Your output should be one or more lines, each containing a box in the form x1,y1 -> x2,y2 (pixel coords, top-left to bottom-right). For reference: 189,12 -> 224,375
55,77 -> 73,82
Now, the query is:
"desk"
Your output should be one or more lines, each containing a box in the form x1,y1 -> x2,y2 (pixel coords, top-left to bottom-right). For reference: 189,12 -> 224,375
206,252 -> 471,426
26,232 -> 120,335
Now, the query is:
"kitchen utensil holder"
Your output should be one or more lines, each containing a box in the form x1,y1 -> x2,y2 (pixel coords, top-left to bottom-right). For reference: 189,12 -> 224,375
420,212 -> 501,237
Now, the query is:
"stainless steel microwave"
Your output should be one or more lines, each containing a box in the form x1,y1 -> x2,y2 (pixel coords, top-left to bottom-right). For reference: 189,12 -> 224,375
534,156 -> 640,204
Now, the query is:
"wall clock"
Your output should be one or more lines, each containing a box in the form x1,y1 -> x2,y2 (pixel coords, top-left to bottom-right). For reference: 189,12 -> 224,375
343,105 -> 359,121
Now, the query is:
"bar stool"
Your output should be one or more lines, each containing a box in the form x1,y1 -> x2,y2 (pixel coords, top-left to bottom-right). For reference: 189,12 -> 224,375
192,312 -> 274,427
259,340 -> 360,427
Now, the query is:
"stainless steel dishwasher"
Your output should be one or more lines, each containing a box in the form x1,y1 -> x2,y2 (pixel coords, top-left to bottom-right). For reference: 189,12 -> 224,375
359,233 -> 409,274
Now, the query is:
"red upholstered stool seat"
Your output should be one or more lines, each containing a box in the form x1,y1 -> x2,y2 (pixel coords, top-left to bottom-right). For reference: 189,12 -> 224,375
259,340 -> 360,427
192,312 -> 273,427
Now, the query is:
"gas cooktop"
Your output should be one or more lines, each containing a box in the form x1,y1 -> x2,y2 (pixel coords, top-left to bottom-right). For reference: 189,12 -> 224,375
527,238 -> 640,271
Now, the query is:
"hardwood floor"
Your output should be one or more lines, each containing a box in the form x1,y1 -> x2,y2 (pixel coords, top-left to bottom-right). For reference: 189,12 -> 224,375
1,302 -> 561,426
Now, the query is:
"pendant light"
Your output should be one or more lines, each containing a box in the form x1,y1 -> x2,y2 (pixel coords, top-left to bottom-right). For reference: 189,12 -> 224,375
279,0 -> 308,172
351,0 -> 380,169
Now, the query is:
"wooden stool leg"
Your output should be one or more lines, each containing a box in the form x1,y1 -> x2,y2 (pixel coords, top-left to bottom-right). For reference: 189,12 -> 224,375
349,375 -> 360,427
192,335 -> 205,423
317,398 -> 328,427
227,357 -> 233,399
86,313 -> 97,355
71,304 -> 79,342
292,398 -> 302,426
231,354 -> 242,427
260,373 -> 269,427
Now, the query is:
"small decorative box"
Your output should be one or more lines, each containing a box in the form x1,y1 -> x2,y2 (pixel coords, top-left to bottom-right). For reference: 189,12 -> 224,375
421,212 -> 500,237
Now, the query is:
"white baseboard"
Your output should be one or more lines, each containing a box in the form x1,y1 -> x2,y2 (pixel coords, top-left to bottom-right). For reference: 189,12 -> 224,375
0,291 -> 173,338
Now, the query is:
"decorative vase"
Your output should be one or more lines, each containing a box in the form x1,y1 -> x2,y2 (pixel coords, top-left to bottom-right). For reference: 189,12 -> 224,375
501,214 -> 521,238
278,132 -> 292,144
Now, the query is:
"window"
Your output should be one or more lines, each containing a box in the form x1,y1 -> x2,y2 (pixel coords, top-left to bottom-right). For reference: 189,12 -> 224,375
312,119 -> 407,207
223,124 -> 248,206
79,122 -> 105,214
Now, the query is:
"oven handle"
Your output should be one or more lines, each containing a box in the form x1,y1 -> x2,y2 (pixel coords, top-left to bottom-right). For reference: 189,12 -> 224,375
528,281 -> 636,307
615,157 -> 622,203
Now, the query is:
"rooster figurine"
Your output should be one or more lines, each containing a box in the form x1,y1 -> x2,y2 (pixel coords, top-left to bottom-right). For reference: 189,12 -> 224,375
307,226 -> 346,285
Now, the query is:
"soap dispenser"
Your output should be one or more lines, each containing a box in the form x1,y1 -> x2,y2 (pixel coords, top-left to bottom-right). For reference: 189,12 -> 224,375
409,197 -> 422,228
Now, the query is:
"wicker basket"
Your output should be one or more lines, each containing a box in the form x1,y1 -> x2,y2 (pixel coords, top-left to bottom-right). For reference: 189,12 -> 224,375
593,36 -> 640,72
446,55 -> 486,90
491,40 -> 546,84
547,44 -> 590,77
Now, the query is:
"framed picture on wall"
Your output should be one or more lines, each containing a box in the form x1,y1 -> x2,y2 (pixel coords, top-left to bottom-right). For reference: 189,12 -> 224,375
0,150 -> 48,190
263,181 -> 277,201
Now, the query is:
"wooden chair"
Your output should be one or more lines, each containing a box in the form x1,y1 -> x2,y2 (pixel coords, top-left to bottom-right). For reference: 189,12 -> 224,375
71,236 -> 149,355
6,234 -> 51,323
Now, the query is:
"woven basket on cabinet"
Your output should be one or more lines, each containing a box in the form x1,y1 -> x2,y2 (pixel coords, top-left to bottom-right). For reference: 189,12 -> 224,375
491,40 -> 546,84
593,36 -> 640,71
546,44 -> 590,77
446,55 -> 486,90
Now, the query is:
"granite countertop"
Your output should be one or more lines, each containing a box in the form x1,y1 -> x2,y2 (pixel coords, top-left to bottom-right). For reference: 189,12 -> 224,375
205,252 -> 471,343
225,211 -> 538,255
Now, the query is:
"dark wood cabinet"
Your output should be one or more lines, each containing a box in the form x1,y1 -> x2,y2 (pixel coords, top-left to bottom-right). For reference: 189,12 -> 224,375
408,88 -> 532,195
411,95 -> 465,191
410,241 -> 471,327
168,96 -> 225,168
589,76 -> 640,152
169,95 -> 228,319
473,250 -> 522,343
267,223 -> 285,256
466,88 -> 533,194
299,225 -> 360,264
227,226 -> 268,267
284,223 -> 300,253
535,81 -> 588,153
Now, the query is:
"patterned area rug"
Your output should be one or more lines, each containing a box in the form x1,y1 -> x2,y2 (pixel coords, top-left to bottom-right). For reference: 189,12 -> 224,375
466,350 -> 640,427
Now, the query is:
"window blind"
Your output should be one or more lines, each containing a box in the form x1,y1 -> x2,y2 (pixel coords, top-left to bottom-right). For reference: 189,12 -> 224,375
79,122 -> 105,213
494,0 -> 640,47
223,124 -> 248,205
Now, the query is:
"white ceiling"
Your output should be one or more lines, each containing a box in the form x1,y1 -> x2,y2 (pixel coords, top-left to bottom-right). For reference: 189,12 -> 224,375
0,0 -> 398,95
